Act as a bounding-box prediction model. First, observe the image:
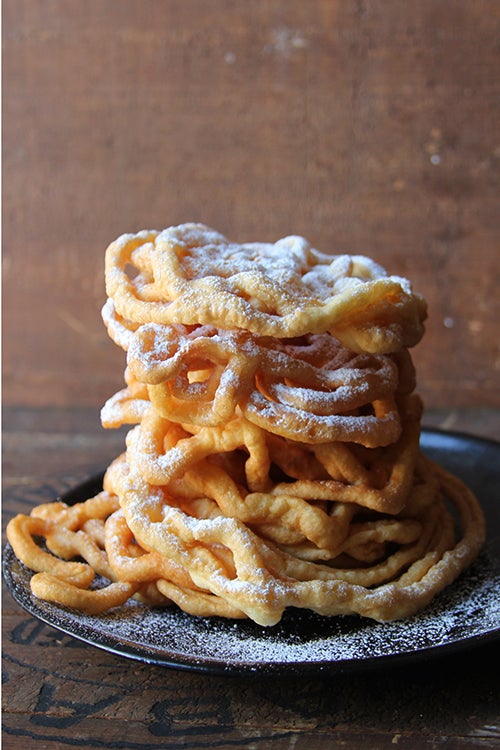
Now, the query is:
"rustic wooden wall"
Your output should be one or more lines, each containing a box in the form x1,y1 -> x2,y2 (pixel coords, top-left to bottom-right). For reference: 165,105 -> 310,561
3,0 -> 499,411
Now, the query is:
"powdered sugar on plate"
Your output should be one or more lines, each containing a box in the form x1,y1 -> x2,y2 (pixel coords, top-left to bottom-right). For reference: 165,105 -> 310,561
4,546 -> 499,675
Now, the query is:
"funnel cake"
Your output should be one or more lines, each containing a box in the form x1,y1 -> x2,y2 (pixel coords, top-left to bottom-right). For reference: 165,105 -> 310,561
7,224 -> 485,626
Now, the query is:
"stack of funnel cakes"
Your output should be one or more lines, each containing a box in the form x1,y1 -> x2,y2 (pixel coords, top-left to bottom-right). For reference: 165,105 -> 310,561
8,224 -> 486,626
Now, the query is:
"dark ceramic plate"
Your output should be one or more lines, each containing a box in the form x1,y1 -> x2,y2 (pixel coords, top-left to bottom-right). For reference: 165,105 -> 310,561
3,429 -> 500,675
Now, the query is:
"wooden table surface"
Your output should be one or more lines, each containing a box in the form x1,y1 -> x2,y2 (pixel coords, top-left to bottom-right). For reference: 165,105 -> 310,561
3,406 -> 499,750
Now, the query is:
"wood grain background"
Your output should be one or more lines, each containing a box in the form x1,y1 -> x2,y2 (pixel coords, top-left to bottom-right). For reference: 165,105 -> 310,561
3,0 -> 499,412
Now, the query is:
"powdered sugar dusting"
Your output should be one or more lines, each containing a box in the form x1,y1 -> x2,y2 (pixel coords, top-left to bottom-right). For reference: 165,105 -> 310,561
157,224 -> 397,303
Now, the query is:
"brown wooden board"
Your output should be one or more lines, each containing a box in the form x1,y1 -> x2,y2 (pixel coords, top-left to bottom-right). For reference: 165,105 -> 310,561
3,1 -> 499,409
